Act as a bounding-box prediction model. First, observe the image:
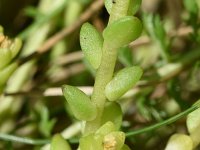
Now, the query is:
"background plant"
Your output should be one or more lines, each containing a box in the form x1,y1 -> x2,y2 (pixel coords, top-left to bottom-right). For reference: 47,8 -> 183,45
0,0 -> 200,149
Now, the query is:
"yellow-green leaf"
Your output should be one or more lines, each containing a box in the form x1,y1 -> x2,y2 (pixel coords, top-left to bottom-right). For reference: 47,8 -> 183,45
105,66 -> 143,101
51,134 -> 71,150
105,0 -> 142,15
103,16 -> 142,49
80,23 -> 103,69
186,100 -> 200,134
79,133 -> 103,150
62,85 -> 97,121
165,134 -> 193,150
101,102 -> 122,130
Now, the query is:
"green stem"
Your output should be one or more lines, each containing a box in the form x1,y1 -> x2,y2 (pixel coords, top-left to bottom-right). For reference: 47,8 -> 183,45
84,0 -> 130,134
84,44 -> 118,134
0,133 -> 50,145
126,102 -> 200,137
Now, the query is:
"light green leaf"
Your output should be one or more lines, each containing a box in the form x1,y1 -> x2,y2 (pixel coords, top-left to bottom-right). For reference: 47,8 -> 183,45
128,0 -> 142,15
186,99 -> 200,134
103,16 -> 142,49
103,131 -> 125,150
0,36 -> 22,70
165,134 -> 193,150
0,48 -> 12,70
79,133 -> 103,150
105,0 -> 141,15
105,66 -> 143,101
121,144 -> 131,150
0,62 -> 18,87
96,121 -> 116,136
10,38 -> 22,59
101,102 -> 122,130
190,124 -> 200,148
80,23 -> 103,69
51,134 -> 71,150
62,85 -> 97,121
104,0 -> 113,14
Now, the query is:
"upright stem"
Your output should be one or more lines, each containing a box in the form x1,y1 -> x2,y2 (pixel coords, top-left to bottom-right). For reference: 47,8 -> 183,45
84,0 -> 130,134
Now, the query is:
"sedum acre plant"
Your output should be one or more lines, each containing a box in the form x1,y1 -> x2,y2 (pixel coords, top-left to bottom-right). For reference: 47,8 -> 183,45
60,0 -> 143,149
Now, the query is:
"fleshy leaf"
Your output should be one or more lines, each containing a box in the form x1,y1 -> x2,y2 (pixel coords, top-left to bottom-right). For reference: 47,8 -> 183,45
0,62 -> 18,87
121,144 -> 131,150
190,124 -> 200,148
79,133 -> 103,150
105,0 -> 142,15
80,23 -> 103,69
0,48 -> 12,70
62,85 -> 97,121
105,66 -> 143,101
165,134 -> 193,150
104,0 -> 112,14
103,131 -> 125,150
96,121 -> 116,136
0,33 -> 22,70
10,38 -> 22,59
103,16 -> 142,49
51,134 -> 71,150
128,0 -> 142,15
101,102 -> 122,130
186,99 -> 200,134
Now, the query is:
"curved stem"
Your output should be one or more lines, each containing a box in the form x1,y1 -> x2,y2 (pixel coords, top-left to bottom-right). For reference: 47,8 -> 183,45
126,103 -> 200,137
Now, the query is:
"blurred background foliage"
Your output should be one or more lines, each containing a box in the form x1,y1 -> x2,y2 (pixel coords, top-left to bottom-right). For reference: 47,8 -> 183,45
0,0 -> 200,149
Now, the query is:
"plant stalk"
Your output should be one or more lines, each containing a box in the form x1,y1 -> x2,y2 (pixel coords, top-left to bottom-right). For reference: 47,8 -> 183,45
84,0 -> 130,134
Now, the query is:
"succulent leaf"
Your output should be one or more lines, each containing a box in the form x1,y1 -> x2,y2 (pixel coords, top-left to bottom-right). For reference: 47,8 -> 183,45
79,133 -> 103,150
62,85 -> 97,121
80,23 -> 103,69
51,134 -> 71,150
0,62 -> 18,88
103,16 -> 142,49
165,134 -> 193,150
105,66 -> 143,101
96,121 -> 116,136
105,0 -> 142,15
101,102 -> 122,130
